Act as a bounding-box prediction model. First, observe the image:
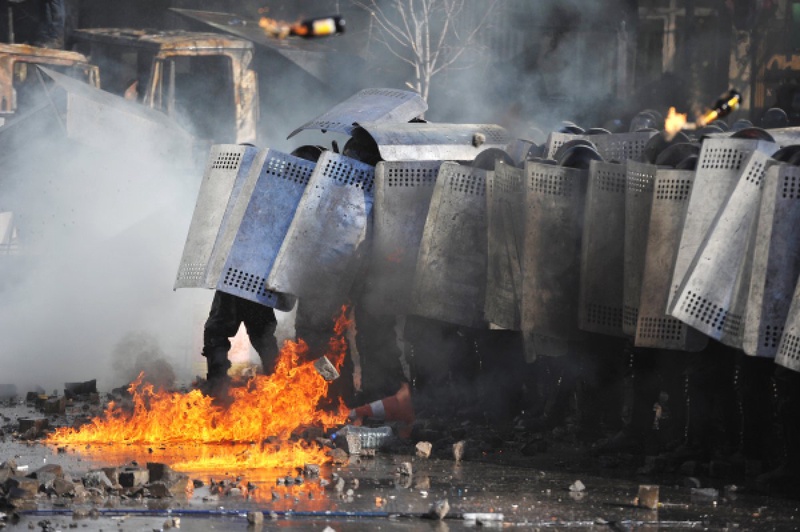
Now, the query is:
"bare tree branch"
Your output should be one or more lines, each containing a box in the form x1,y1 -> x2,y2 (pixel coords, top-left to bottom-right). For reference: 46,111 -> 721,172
352,0 -> 501,102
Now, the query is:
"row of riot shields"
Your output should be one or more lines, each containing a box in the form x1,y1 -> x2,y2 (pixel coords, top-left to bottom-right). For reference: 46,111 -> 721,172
174,118 -> 800,376
555,129 -> 800,374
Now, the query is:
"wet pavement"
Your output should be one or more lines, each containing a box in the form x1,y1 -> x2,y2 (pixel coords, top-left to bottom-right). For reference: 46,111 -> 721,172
1,399 -> 799,531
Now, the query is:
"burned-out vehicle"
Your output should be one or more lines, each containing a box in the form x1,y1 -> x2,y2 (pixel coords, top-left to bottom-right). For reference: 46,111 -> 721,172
71,28 -> 258,144
0,43 -> 99,127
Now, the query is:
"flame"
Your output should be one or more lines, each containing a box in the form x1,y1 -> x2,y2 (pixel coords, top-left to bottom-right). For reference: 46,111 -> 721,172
258,16 -> 292,39
47,307 -> 352,472
664,107 -> 688,141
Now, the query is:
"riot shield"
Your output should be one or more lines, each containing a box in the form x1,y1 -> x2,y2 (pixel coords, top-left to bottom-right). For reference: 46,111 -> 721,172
367,160 -> 442,315
588,131 -> 658,163
521,161 -> 589,342
356,123 -> 511,162
744,163 -> 800,357
668,138 -> 778,310
634,168 -> 707,351
669,151 -> 774,347
777,276 -> 800,373
578,161 -> 626,337
288,88 -> 427,139
174,144 -> 258,289
267,151 -> 375,312
485,161 -> 525,330
543,131 -> 584,160
411,162 -> 489,328
622,161 -> 657,336
216,149 -> 317,310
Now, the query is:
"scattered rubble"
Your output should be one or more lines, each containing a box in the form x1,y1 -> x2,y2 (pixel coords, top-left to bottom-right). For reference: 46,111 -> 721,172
427,498 -> 449,520
415,441 -> 432,458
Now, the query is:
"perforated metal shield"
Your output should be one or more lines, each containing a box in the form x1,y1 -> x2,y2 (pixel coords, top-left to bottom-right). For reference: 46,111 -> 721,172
216,149 -> 317,311
777,294 -> 800,372
669,151 -> 774,348
287,88 -> 427,139
622,161 -> 657,336
411,163 -> 489,328
588,131 -> 659,163
485,161 -> 525,330
174,144 -> 258,289
744,164 -> 800,357
521,161 -> 589,342
544,132 -> 584,159
634,168 -> 707,351
507,139 -> 536,165
578,161 -> 626,337
368,160 -> 442,315
267,152 -> 375,309
668,138 -> 778,311
357,123 -> 512,162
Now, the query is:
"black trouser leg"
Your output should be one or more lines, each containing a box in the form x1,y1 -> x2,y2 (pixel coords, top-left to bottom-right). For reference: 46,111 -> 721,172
354,306 -> 406,401
202,291 -> 240,379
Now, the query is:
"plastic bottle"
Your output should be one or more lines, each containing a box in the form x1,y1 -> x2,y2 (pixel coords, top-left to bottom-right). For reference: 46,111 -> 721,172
334,425 -> 393,449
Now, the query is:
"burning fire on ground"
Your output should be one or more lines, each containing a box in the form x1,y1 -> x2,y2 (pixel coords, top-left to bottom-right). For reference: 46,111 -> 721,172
47,308 -> 352,473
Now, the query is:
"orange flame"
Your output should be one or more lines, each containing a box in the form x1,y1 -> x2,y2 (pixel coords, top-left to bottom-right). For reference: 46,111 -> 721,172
664,106 -> 688,141
258,16 -> 292,39
47,307 -> 352,472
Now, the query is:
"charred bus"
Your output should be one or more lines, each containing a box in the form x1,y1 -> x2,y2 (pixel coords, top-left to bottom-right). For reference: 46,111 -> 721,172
71,28 -> 258,144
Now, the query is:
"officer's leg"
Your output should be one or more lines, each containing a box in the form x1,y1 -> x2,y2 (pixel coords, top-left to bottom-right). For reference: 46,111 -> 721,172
355,304 -> 407,402
241,299 -> 280,375
202,291 -> 240,381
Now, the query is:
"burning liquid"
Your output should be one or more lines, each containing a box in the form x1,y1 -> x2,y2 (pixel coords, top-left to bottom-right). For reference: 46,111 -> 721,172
664,106 -> 688,141
47,308 -> 352,472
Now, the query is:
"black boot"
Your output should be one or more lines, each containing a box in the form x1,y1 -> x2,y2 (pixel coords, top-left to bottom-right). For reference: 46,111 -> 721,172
201,347 -> 232,403
756,366 -> 800,492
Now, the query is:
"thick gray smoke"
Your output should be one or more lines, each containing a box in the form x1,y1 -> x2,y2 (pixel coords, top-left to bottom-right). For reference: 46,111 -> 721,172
0,87 -> 212,394
0,0 -> 733,400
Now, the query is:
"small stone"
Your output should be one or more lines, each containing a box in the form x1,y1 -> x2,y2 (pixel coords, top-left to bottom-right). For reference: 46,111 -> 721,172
328,448 -> 349,465
84,470 -> 113,490
636,485 -> 659,509
415,441 -> 432,459
303,464 -> 320,478
119,469 -> 149,488
334,476 -> 346,493
569,480 -> 586,492
429,498 -> 450,520
397,462 -> 412,477
453,441 -> 465,462
246,511 -> 264,525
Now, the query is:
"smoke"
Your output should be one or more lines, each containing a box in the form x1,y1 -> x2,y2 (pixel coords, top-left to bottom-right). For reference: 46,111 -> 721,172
0,83 -> 212,394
